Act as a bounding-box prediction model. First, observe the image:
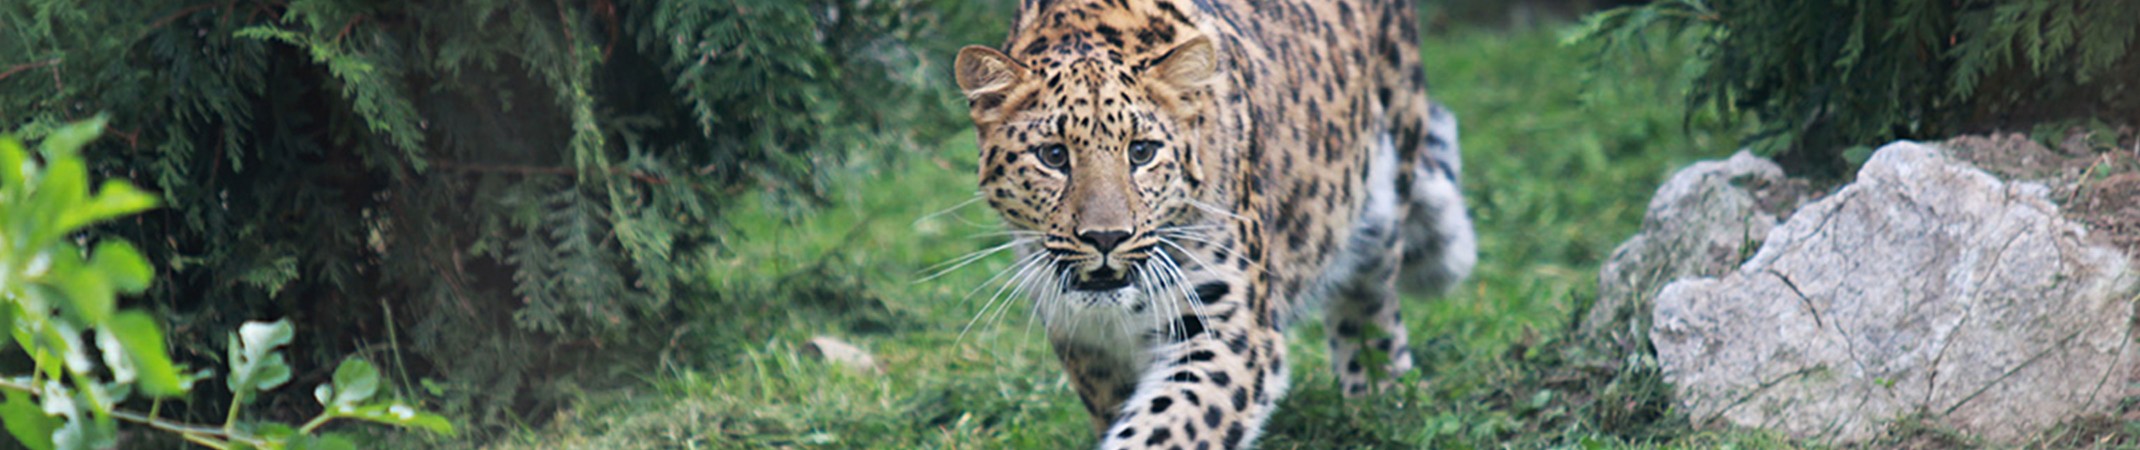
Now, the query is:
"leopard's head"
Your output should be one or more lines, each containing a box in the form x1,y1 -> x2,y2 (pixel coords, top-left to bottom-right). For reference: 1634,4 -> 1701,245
954,31 -> 1219,304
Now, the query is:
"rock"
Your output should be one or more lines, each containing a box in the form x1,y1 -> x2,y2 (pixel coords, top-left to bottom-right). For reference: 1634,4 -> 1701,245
1649,141 -> 2140,444
803,336 -> 883,375
1583,151 -> 1810,352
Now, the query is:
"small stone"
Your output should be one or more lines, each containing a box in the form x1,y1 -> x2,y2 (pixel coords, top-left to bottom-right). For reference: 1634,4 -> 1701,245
803,336 -> 883,375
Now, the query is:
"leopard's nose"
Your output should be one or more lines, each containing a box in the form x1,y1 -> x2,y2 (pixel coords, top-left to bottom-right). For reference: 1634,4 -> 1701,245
1077,230 -> 1131,254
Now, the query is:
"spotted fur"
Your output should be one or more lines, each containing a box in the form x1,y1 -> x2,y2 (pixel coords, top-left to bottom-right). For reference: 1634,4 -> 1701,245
953,0 -> 1474,448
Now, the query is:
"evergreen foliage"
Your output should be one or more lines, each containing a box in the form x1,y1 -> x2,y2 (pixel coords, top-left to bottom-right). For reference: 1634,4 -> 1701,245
2,0 -> 1003,432
1578,0 -> 2140,176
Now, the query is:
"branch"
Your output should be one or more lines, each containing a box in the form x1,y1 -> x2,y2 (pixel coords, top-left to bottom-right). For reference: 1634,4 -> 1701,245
0,377 -> 33,394
425,159 -> 673,185
0,59 -> 59,83
332,14 -> 368,45
111,410 -> 245,441
143,4 -> 223,36
2,378 -> 270,449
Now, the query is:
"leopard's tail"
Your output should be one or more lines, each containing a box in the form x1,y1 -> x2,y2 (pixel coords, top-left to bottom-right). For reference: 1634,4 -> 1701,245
1399,101 -> 1476,295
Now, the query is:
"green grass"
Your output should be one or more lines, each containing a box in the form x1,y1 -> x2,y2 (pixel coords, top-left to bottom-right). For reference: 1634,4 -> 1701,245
481,24 -> 1793,449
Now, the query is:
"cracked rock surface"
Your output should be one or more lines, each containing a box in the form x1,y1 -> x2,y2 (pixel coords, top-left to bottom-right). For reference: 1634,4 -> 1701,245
1584,150 -> 1809,355
1647,141 -> 2140,444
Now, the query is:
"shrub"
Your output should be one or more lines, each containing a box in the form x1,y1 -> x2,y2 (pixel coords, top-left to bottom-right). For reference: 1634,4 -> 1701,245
1,119 -> 450,450
1577,0 -> 2140,176
1,0 -> 1004,431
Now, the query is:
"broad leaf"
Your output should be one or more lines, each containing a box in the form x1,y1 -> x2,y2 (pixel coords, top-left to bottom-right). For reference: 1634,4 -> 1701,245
87,241 -> 153,294
329,358 -> 380,407
342,403 -> 455,436
290,433 -> 359,450
228,320 -> 296,395
0,136 -> 27,191
1,389 -> 58,450
51,258 -> 115,326
59,185 -> 159,245
34,116 -> 104,159
1,303 -> 15,353
31,158 -> 88,237
108,312 -> 186,397
315,384 -> 333,407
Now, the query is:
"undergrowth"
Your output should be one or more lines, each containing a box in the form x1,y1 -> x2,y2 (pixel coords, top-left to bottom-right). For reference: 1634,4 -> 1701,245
481,23 -> 1793,450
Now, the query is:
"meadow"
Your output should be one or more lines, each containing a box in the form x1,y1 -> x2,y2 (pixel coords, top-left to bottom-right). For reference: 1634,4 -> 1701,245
474,22 -> 1801,449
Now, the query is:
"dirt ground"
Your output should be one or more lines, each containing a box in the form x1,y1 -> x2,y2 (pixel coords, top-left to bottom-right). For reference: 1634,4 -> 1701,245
1944,131 -> 2140,264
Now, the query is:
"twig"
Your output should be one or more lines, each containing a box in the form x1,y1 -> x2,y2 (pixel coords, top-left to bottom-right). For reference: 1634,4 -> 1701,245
0,386 -> 276,449
425,159 -> 672,185
0,59 -> 60,83
111,410 -> 242,440
143,4 -> 222,37
0,377 -> 34,394
332,14 -> 367,45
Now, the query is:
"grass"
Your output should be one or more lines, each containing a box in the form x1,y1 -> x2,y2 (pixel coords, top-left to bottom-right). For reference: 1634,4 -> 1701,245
479,23 -> 1793,449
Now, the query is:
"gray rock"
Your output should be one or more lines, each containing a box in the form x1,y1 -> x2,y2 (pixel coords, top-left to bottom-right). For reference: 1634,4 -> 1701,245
1649,141 -> 2140,444
1583,151 -> 1808,353
803,336 -> 883,375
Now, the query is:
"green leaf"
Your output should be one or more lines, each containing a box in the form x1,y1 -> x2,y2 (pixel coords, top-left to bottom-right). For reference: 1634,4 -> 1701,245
49,415 -> 115,450
87,241 -> 153,294
255,355 -> 292,392
0,136 -> 28,192
109,312 -> 186,397
32,158 -> 89,232
1,390 -> 58,450
52,257 -> 116,325
1,303 -> 14,353
58,181 -> 159,233
314,384 -> 334,407
228,320 -> 296,395
342,403 -> 455,436
330,358 -> 380,407
35,115 -> 105,159
253,423 -> 297,440
290,433 -> 359,450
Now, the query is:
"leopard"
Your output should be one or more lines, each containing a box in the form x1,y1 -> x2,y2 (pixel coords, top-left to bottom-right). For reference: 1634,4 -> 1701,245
951,0 -> 1475,448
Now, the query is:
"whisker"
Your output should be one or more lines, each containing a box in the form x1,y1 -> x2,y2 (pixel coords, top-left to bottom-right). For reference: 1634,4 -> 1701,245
987,255 -> 1048,334
920,237 -> 1035,282
913,194 -> 987,227
953,252 -> 1041,322
1157,251 -> 1213,343
1161,260 -> 1183,343
1133,263 -> 1159,342
967,229 -> 1045,239
1154,232 -> 1243,263
1187,199 -> 1245,221
1154,224 -> 1224,233
958,253 -> 1049,344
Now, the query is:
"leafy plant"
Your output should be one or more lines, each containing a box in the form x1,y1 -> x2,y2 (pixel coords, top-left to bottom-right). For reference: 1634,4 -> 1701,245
2,0 -> 1008,431
1,119 -> 451,449
1575,0 -> 2140,177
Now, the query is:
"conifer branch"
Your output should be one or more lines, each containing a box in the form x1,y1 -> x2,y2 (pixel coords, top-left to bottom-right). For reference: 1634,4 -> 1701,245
425,159 -> 673,185
144,4 -> 224,36
0,59 -> 59,83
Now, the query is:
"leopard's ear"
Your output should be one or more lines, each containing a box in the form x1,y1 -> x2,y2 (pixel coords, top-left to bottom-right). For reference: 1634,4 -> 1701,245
955,46 -> 1029,122
1143,36 -> 1218,90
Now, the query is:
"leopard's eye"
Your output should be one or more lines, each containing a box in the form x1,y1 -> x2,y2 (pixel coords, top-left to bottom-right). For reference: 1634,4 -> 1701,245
1128,140 -> 1161,167
1035,144 -> 1070,170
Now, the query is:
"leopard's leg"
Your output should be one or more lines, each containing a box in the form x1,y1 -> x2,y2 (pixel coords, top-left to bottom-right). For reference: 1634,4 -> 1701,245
1056,340 -> 1140,434
1098,283 -> 1286,450
1400,102 -> 1476,294
1328,235 -> 1414,396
